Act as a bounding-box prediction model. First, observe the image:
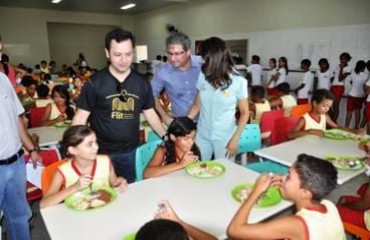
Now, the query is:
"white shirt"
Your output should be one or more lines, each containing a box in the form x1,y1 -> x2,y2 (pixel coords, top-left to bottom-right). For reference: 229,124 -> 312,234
247,64 -> 263,86
297,71 -> 314,99
316,69 -> 334,90
267,68 -> 277,88
349,71 -> 369,98
0,72 -> 24,159
332,65 -> 352,86
275,68 -> 287,86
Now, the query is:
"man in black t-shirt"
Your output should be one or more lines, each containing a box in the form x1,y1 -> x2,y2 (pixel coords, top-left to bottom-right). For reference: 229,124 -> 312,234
73,28 -> 166,183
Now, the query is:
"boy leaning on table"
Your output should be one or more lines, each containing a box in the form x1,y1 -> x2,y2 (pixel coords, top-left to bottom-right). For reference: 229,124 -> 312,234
227,154 -> 346,240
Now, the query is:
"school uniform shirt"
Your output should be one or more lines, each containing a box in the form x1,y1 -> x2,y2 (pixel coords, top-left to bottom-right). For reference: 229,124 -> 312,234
295,200 -> 346,240
58,155 -> 111,188
316,69 -> 334,90
275,68 -> 287,86
302,112 -> 326,131
196,72 -> 248,141
246,64 -> 262,86
280,94 -> 297,108
267,68 -> 277,88
250,100 -> 271,124
348,71 -> 369,98
297,71 -> 314,99
332,65 -> 352,86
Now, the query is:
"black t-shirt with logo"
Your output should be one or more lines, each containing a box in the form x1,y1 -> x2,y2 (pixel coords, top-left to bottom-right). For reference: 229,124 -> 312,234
77,67 -> 154,153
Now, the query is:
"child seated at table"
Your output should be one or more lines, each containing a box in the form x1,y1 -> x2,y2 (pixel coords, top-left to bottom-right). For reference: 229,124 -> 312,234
336,141 -> 370,231
41,85 -> 75,126
249,86 -> 271,124
269,82 -> 297,114
227,154 -> 346,240
40,125 -> 127,208
144,117 -> 200,179
136,200 -> 216,240
288,89 -> 364,139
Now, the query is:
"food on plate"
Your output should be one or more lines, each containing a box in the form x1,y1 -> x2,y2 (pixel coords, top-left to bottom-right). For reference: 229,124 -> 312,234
325,156 -> 363,170
186,162 -> 224,178
69,189 -> 113,211
231,183 -> 282,207
325,130 -> 370,142
236,185 -> 265,204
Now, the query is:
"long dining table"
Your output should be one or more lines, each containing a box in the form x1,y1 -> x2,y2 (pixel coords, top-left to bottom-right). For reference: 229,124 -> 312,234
254,135 -> 367,185
40,159 -> 293,240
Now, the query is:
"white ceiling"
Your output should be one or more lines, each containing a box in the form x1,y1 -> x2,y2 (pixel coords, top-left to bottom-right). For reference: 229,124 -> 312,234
0,0 -> 192,15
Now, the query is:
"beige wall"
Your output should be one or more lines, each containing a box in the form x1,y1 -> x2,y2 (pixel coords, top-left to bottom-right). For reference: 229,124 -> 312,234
133,0 -> 370,61
0,6 -> 133,67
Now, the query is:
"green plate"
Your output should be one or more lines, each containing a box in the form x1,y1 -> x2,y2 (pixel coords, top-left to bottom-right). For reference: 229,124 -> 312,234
231,183 -> 282,207
185,161 -> 225,178
65,185 -> 117,211
53,121 -> 71,128
324,155 -> 364,171
122,232 -> 136,240
325,129 -> 370,142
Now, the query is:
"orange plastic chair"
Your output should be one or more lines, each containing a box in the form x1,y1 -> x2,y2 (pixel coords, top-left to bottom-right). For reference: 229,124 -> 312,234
41,159 -> 67,194
270,116 -> 299,146
344,222 -> 370,240
290,104 -> 311,117
30,107 -> 46,128
259,109 -> 285,140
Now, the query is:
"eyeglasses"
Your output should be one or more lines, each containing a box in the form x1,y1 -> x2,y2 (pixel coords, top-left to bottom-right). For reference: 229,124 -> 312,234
167,50 -> 185,57
116,84 -> 128,102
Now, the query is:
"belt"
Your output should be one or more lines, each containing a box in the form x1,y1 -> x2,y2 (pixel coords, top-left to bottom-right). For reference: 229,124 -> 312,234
0,149 -> 24,165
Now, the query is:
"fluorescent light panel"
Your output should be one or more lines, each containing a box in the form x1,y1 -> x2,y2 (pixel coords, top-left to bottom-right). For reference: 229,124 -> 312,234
51,0 -> 62,3
121,3 -> 136,10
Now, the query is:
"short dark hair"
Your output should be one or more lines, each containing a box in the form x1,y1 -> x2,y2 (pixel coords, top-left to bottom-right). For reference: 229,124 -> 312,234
366,60 -> 370,71
21,76 -> 37,87
36,84 -> 49,98
251,86 -> 265,99
318,58 -> 329,66
252,55 -> 260,63
105,28 -> 135,51
294,154 -> 337,202
166,32 -> 191,51
311,89 -> 334,104
340,52 -> 352,61
136,219 -> 189,240
276,82 -> 290,94
301,59 -> 311,68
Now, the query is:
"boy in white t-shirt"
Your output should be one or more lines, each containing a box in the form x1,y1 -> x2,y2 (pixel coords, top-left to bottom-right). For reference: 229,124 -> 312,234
266,58 -> 278,96
316,58 -> 334,90
246,55 -> 262,87
295,59 -> 314,105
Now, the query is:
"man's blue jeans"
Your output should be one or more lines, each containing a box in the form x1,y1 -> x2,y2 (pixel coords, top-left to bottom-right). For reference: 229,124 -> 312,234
0,155 -> 32,240
109,148 -> 136,183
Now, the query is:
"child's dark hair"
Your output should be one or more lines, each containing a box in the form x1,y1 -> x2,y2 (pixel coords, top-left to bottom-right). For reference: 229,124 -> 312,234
339,52 -> 352,61
294,154 -> 337,202
164,117 -> 200,165
354,60 -> 366,74
251,86 -> 265,99
51,85 -> 75,120
318,58 -> 329,68
367,60 -> 370,71
252,55 -> 260,64
279,56 -> 289,75
105,28 -> 135,51
36,84 -> 50,98
136,219 -> 189,240
62,125 -> 95,156
0,53 -> 9,75
301,59 -> 311,68
276,82 -> 290,94
269,58 -> 276,65
21,76 -> 37,87
311,89 -> 334,104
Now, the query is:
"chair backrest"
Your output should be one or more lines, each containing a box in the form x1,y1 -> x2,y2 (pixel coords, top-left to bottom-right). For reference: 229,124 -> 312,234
270,116 -> 299,146
343,222 -> 370,240
259,109 -> 285,140
30,107 -> 46,128
237,124 -> 262,154
290,104 -> 311,117
135,140 -> 162,181
41,159 -> 67,194
147,130 -> 162,143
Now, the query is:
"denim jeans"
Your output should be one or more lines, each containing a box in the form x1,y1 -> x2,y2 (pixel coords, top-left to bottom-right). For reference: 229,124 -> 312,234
0,155 -> 32,240
109,148 -> 136,183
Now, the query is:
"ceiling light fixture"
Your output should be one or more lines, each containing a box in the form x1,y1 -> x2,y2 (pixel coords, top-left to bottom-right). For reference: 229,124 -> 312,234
51,0 -> 62,3
121,3 -> 136,10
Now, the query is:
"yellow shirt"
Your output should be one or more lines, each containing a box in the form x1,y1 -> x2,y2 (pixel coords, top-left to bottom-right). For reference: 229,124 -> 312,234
295,200 -> 346,240
302,112 -> 326,131
58,155 -> 111,188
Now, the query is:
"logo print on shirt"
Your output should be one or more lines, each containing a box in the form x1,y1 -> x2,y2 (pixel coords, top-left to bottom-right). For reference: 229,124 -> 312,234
106,93 -> 139,120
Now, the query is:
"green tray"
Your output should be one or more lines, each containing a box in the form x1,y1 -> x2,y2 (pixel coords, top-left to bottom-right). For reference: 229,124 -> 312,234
53,121 -> 71,128
231,183 -> 282,207
185,161 -> 225,178
122,232 -> 136,240
324,155 -> 364,171
325,129 -> 370,142
65,185 -> 117,211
